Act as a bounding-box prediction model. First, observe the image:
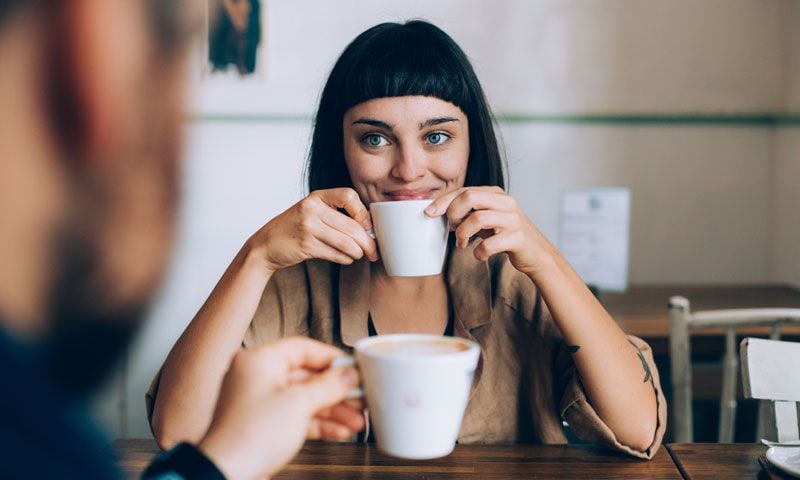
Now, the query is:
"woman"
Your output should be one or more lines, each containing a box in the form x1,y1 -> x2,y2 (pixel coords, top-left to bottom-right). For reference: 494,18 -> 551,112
148,20 -> 666,458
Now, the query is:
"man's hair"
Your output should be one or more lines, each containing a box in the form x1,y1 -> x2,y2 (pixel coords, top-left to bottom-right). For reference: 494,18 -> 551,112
0,0 -> 29,25
148,0 -> 195,54
0,0 -> 190,52
306,20 -> 506,193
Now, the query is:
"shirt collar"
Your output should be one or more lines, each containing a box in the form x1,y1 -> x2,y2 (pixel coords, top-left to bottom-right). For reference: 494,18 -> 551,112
447,240 -> 493,337
338,258 -> 370,347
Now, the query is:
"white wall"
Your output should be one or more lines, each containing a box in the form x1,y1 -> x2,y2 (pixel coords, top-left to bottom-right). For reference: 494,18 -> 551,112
90,0 -> 799,438
195,0 -> 785,115
502,124 -> 773,284
770,0 -> 800,288
772,129 -> 800,287
782,0 -> 800,112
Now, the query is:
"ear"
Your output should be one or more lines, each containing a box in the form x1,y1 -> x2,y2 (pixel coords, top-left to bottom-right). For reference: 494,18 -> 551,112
61,0 -> 151,165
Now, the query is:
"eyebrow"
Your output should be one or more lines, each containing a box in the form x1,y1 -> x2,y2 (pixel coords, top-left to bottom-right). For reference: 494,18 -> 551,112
352,118 -> 393,129
351,116 -> 460,130
419,117 -> 459,129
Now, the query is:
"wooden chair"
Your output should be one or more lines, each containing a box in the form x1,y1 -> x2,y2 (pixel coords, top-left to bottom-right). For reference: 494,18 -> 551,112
668,296 -> 800,442
741,338 -> 800,442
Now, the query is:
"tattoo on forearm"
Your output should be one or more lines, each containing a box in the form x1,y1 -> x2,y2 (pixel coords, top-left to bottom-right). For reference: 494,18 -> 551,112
565,344 -> 580,354
628,340 -> 652,383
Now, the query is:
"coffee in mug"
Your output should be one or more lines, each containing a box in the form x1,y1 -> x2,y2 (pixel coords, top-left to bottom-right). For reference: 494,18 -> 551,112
336,334 -> 479,459
360,338 -> 469,356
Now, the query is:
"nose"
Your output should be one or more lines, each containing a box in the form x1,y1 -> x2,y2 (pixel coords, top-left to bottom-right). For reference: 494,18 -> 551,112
390,145 -> 427,182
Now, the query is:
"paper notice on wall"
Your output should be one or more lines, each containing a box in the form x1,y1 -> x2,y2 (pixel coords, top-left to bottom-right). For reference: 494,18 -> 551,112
559,188 -> 630,292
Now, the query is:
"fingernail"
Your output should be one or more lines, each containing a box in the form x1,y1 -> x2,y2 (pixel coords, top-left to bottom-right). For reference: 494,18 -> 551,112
331,355 -> 355,369
362,219 -> 373,230
365,228 -> 376,240
424,205 -> 436,216
340,367 -> 359,387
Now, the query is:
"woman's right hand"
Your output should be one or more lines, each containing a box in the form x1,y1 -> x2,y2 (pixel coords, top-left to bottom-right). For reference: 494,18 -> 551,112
249,188 -> 378,274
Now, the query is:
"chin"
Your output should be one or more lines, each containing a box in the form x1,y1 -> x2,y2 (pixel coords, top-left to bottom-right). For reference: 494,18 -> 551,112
42,217 -> 150,397
44,301 -> 145,397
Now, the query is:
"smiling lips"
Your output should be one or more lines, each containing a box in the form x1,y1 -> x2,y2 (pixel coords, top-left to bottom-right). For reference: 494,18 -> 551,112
384,188 -> 439,201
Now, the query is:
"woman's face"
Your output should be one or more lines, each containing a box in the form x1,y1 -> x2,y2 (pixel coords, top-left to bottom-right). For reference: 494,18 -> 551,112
343,95 -> 469,204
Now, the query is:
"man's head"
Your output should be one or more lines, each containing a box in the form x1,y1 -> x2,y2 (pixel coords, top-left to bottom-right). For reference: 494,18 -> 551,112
0,0 -> 196,394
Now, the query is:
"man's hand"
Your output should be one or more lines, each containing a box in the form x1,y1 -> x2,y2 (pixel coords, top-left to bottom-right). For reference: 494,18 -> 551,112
198,337 -> 364,480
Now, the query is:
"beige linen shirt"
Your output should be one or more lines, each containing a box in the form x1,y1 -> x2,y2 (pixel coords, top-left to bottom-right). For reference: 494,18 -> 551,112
147,241 -> 666,459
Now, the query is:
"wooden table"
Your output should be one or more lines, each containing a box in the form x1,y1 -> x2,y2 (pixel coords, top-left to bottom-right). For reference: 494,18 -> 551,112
666,443 -> 770,479
113,439 -> 682,479
603,285 -> 800,354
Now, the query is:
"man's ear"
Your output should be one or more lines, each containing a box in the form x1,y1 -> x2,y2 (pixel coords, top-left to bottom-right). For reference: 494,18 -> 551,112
59,0 -> 151,165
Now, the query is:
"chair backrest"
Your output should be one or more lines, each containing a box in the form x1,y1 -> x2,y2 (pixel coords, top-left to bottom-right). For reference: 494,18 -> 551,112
668,296 -> 800,443
741,337 -> 800,443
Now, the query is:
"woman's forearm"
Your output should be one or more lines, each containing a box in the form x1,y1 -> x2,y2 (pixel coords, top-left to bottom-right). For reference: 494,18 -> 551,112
149,188 -> 375,448
528,245 -> 658,452
151,243 -> 273,448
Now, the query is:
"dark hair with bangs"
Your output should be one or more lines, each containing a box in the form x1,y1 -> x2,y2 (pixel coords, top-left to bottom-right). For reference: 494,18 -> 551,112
306,20 -> 505,192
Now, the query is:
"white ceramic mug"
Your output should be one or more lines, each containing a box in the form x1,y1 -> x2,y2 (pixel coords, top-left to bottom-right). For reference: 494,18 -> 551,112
335,334 -> 480,459
369,200 -> 449,277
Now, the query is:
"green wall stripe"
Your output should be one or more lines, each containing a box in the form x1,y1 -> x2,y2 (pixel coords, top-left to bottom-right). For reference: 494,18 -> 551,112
188,113 -> 800,127
189,114 -> 312,123
774,115 -> 800,126
497,113 -> 777,126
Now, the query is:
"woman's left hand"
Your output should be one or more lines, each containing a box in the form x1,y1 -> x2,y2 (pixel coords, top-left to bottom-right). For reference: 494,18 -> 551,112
425,186 -> 551,277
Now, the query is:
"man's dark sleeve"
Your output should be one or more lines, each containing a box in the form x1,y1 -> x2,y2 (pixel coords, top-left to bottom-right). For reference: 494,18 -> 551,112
141,442 -> 226,480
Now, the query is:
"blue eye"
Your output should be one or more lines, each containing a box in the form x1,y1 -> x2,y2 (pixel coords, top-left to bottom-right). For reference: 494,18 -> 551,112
363,134 -> 388,147
427,132 -> 450,145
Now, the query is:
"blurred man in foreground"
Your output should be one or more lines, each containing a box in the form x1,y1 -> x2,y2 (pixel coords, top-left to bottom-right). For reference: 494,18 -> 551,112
0,0 -> 363,478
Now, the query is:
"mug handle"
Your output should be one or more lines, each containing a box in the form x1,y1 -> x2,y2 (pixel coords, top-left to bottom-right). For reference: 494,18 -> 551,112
331,355 -> 364,399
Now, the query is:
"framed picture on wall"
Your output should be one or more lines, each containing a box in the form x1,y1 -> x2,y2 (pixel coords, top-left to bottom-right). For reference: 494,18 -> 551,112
201,0 -> 267,80
559,188 -> 631,293
189,0 -> 277,116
